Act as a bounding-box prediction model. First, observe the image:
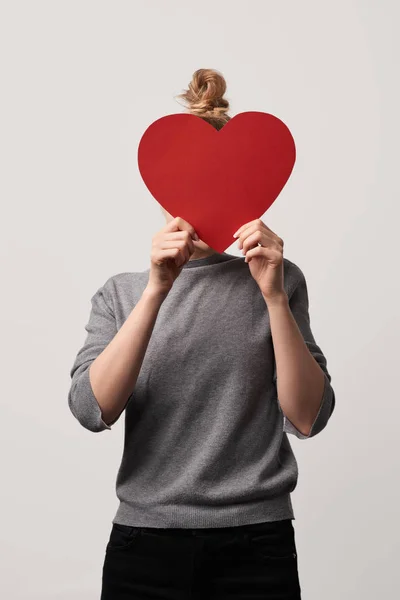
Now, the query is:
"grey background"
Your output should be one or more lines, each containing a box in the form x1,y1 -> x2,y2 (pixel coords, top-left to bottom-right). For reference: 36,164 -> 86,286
1,1 -> 399,598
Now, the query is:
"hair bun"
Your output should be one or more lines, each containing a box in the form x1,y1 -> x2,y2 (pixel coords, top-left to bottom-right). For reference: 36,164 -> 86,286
177,68 -> 231,130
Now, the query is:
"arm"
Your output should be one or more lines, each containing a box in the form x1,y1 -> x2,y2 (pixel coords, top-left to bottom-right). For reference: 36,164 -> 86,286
265,269 -> 335,439
68,282 -> 168,432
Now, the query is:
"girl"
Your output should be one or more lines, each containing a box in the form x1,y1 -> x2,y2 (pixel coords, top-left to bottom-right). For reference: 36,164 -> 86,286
68,68 -> 335,599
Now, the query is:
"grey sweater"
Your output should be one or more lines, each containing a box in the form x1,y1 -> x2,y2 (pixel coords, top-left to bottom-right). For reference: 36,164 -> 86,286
68,251 -> 335,528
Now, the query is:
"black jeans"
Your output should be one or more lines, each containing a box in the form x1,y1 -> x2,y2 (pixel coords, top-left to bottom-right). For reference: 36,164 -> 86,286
100,518 -> 302,599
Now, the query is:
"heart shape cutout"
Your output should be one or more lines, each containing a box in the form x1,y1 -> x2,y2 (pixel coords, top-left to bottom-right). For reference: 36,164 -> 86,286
138,111 -> 296,252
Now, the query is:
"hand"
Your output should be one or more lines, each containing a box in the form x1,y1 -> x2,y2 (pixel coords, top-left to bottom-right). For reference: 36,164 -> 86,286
147,216 -> 199,296
233,218 -> 286,302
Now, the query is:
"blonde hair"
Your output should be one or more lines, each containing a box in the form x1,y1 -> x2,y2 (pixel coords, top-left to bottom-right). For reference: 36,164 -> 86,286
176,68 -> 231,131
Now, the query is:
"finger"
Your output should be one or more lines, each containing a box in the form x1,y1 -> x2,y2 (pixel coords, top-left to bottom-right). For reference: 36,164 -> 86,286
164,215 -> 200,241
238,222 -> 282,250
239,227 -> 276,252
233,218 -> 270,238
236,224 -> 259,249
163,230 -> 196,255
240,230 -> 272,254
152,247 -> 185,267
245,246 -> 282,264
236,221 -> 267,249
158,246 -> 189,268
260,224 -> 283,247
160,239 -> 192,263
233,219 -> 262,238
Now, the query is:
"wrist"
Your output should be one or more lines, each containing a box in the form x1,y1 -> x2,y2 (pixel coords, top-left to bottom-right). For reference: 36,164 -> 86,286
143,284 -> 171,302
261,292 -> 288,309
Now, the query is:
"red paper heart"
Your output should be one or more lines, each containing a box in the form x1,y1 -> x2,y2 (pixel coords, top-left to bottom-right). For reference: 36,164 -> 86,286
138,111 -> 296,252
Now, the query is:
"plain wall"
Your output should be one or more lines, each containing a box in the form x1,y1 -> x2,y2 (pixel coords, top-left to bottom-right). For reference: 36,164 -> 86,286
1,1 -> 399,598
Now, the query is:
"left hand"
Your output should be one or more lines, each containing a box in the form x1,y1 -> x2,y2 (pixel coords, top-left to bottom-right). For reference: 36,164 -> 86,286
233,218 -> 285,302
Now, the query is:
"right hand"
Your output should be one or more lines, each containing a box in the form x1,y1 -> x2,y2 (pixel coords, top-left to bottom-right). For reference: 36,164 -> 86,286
147,216 -> 200,295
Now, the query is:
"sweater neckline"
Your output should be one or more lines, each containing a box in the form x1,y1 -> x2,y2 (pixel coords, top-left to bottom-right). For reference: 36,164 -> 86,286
182,251 -> 240,269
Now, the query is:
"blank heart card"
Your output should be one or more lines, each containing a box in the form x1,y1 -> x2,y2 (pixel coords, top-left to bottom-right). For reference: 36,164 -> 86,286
138,111 -> 296,253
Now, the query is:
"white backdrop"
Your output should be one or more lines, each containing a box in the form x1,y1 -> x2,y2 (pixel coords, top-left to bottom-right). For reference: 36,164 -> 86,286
1,1 -> 399,598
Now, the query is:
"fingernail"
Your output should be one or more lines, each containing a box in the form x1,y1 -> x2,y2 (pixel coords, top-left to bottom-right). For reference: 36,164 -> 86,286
194,233 -> 200,241
233,232 -> 238,238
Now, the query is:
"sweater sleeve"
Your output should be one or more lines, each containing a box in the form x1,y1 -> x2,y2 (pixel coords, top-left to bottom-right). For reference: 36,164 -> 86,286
274,268 -> 336,440
68,283 -> 117,433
